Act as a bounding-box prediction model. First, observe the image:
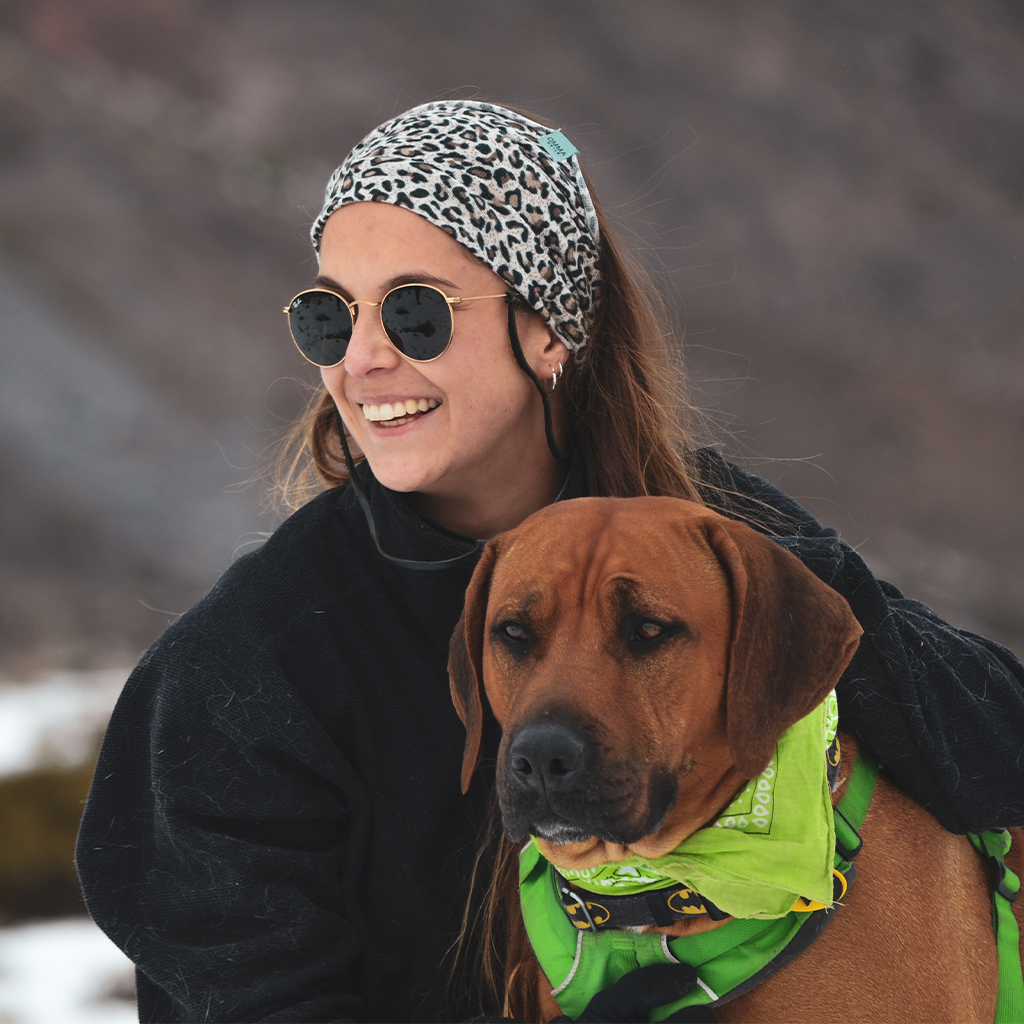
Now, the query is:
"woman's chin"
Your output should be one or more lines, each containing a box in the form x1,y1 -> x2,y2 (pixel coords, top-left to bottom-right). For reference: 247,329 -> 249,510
360,453 -> 441,496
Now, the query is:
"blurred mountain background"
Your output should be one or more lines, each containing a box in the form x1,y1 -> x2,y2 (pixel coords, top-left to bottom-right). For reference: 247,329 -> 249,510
0,11 -> 1020,1012
0,1 -> 1022,949
1,0 -> 1021,678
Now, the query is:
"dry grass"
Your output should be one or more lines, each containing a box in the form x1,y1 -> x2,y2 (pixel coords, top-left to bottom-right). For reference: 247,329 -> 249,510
0,761 -> 95,922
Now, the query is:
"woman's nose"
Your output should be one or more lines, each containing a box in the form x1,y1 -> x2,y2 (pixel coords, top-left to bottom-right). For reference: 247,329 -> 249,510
340,305 -> 402,377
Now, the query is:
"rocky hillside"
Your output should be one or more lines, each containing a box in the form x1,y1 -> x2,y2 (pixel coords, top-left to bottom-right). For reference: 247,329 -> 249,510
0,0 -> 1020,675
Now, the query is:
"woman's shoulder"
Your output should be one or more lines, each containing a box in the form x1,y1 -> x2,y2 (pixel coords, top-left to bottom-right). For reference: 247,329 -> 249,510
146,485 -> 369,677
692,447 -> 823,538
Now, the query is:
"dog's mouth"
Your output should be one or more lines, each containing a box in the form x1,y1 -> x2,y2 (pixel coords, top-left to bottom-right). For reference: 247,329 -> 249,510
530,818 -> 595,845
496,716 -> 679,847
503,780 -> 677,848
525,805 -> 672,848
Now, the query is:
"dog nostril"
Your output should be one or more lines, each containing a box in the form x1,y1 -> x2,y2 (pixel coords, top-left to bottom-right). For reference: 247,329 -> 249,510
508,723 -> 586,789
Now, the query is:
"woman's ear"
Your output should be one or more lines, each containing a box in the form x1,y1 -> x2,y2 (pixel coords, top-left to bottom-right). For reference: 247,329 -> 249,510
542,333 -> 571,377
543,334 -> 571,406
517,310 -> 569,377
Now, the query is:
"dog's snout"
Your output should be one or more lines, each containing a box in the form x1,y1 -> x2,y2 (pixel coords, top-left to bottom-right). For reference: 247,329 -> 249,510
508,723 -> 586,791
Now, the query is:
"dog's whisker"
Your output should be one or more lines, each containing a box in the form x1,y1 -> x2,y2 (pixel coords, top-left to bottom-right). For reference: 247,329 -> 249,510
685,759 -> 713,794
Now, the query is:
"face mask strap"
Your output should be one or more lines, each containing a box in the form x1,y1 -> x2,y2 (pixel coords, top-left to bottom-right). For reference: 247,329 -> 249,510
505,294 -> 572,462
335,413 -> 485,572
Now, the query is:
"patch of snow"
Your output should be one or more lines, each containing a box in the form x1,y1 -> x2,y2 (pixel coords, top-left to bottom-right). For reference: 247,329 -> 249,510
0,669 -> 129,777
0,917 -> 135,1023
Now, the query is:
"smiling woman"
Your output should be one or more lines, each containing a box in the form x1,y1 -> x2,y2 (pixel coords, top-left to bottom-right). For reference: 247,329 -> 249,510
75,100 -> 1024,1024
316,202 -> 568,539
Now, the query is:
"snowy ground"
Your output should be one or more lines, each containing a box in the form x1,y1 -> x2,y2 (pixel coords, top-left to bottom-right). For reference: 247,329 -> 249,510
0,669 -> 128,775
0,918 -> 136,1024
0,669 -> 137,1023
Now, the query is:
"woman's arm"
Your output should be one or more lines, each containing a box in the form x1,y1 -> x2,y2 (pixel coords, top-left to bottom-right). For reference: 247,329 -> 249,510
77,643 -> 367,1023
779,531 -> 1024,833
696,448 -> 1024,833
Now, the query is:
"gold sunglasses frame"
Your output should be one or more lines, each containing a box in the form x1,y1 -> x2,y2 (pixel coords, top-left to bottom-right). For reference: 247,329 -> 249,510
284,283 -> 510,367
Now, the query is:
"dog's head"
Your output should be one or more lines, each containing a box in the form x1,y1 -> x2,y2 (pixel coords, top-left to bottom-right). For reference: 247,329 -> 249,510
449,496 -> 862,869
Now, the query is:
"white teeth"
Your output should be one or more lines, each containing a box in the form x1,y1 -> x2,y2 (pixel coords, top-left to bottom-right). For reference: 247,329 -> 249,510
361,399 -> 440,421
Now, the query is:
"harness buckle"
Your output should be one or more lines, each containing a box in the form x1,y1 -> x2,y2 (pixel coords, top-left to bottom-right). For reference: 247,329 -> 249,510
833,806 -> 864,861
990,858 -> 1019,905
969,831 -> 1019,904
560,885 -> 600,931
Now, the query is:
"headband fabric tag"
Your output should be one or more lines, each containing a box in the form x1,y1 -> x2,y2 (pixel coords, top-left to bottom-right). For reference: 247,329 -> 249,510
538,130 -> 579,162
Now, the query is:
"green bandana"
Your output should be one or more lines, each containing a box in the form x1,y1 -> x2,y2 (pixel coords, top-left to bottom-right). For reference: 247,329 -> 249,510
547,692 -> 838,919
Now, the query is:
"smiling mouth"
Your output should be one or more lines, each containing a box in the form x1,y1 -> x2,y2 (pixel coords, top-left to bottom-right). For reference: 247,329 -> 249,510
361,398 -> 440,427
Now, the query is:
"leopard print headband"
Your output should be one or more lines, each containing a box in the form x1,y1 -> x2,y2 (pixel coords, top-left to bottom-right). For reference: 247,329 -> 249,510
311,101 -> 601,353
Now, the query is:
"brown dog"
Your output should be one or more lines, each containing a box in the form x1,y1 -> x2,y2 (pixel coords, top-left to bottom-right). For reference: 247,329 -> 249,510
449,496 -> 1023,1023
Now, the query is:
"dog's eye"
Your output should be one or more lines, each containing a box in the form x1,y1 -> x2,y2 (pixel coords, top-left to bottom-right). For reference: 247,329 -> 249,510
623,616 -> 687,655
492,619 -> 533,657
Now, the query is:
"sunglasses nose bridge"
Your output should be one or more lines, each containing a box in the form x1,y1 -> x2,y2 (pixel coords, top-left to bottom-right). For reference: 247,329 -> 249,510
341,298 -> 404,375
345,297 -> 380,329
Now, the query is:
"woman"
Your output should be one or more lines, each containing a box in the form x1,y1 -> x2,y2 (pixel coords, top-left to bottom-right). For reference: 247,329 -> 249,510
76,101 -> 1024,1024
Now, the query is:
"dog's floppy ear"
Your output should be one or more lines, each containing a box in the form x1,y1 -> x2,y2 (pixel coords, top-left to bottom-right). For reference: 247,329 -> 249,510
700,518 -> 863,779
449,540 -> 499,794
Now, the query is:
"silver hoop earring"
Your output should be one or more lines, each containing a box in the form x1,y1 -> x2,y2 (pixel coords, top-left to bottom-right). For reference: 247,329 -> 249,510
549,361 -> 563,393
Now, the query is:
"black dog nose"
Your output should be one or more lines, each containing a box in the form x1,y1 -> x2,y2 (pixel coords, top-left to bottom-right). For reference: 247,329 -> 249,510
507,723 -> 586,792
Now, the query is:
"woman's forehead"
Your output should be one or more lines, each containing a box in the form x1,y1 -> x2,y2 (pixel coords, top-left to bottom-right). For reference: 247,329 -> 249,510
319,202 -> 499,282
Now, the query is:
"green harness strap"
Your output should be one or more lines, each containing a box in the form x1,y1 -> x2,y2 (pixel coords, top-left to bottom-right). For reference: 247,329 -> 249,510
520,748 -> 881,1022
832,742 -> 878,862
968,829 -> 1023,1024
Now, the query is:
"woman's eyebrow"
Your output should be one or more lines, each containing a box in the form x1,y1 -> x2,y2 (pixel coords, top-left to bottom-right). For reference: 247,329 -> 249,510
313,274 -> 347,294
383,273 -> 461,292
312,272 -> 462,295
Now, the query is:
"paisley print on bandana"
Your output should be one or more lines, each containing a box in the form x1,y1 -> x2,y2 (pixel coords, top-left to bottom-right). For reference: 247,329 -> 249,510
311,101 -> 601,353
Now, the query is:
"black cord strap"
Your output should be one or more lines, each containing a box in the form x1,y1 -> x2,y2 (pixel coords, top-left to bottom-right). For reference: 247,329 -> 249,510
336,417 -> 484,572
505,294 -> 572,461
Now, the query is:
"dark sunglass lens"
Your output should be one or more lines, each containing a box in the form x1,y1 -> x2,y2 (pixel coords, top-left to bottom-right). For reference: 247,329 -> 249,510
381,286 -> 452,360
289,293 -> 352,366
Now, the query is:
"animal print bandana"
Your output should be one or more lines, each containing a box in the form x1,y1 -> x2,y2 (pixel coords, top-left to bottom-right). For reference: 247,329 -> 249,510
311,100 -> 601,353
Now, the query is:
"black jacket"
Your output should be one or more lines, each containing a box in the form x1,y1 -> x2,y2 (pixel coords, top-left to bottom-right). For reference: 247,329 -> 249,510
76,450 -> 1024,1022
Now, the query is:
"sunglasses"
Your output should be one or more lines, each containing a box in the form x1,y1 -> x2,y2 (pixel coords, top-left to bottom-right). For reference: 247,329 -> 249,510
284,283 -> 510,367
